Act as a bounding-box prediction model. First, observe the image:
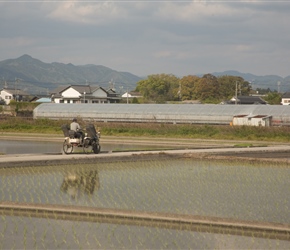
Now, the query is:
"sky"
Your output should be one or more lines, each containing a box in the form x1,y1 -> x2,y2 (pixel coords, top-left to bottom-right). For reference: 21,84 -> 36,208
1,0 -> 290,78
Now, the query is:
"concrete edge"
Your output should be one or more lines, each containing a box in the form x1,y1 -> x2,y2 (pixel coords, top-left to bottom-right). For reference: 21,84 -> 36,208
1,201 -> 289,241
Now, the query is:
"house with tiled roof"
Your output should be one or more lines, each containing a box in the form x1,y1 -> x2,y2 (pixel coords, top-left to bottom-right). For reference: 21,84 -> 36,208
227,96 -> 267,105
0,88 -> 30,104
106,88 -> 122,103
281,92 -> 290,105
50,85 -> 120,104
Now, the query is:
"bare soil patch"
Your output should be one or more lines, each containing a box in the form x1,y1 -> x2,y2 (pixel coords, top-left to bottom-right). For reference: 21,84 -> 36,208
215,150 -> 290,159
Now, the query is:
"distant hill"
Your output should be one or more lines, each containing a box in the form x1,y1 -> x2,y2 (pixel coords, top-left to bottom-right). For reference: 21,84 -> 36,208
0,54 -> 142,95
0,55 -> 289,96
211,70 -> 290,92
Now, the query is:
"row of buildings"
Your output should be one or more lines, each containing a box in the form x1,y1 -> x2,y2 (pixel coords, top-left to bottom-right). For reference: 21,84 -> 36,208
0,85 -> 142,105
1,84 -> 290,105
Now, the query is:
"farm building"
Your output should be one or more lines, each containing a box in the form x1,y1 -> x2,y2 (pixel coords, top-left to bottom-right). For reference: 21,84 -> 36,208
33,103 -> 290,126
232,115 -> 272,127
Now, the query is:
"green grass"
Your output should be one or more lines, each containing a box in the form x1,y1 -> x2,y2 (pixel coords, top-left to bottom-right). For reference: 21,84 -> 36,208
0,117 -> 290,142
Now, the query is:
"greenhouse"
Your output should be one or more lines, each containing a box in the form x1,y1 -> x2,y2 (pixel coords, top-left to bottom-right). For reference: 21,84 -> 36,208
33,103 -> 290,126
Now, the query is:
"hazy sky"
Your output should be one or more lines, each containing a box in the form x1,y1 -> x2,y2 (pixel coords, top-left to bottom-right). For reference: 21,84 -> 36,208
1,0 -> 290,77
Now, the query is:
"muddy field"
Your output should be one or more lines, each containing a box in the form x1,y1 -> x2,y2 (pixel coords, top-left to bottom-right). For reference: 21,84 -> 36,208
215,150 -> 290,159
187,150 -> 290,166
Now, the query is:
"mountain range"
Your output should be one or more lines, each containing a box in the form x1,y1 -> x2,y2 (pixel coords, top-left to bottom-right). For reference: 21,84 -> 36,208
0,55 -> 289,95
0,55 -> 142,95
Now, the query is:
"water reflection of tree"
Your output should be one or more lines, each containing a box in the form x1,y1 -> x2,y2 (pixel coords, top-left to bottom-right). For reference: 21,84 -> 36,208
60,170 -> 100,199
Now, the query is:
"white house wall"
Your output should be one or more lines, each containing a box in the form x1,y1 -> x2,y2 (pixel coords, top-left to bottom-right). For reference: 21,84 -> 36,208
122,92 -> 132,98
54,98 -> 60,104
281,98 -> 290,105
0,90 -> 13,104
53,87 -> 82,104
53,98 -> 77,104
62,88 -> 81,98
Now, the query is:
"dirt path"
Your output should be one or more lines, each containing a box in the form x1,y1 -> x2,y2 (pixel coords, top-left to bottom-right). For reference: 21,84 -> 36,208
0,132 -> 287,146
0,132 -> 289,161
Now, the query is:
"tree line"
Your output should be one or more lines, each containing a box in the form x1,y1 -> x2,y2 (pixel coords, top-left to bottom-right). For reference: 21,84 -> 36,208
135,73 -> 251,104
135,73 -> 281,104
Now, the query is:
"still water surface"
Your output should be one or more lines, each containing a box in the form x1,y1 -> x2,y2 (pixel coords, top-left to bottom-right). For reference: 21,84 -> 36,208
1,160 -> 289,224
0,150 -> 289,249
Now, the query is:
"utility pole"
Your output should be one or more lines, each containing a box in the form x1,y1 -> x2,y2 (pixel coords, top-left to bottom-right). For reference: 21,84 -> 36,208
15,78 -> 22,101
127,86 -> 129,104
235,81 -> 238,105
178,82 -> 182,101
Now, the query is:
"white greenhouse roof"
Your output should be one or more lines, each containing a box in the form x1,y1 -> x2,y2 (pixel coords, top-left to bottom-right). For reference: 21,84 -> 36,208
33,103 -> 290,125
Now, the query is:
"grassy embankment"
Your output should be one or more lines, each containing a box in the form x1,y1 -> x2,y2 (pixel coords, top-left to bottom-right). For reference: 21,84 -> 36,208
0,117 -> 289,143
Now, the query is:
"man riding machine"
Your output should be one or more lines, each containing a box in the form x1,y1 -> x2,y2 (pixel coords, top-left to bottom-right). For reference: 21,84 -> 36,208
62,118 -> 101,154
70,118 -> 85,145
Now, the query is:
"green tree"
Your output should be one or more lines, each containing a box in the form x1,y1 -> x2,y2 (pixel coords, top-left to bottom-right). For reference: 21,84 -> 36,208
193,74 -> 220,102
264,92 -> 282,105
218,76 -> 251,101
256,88 -> 272,95
136,74 -> 179,103
178,75 -> 200,101
132,97 -> 139,104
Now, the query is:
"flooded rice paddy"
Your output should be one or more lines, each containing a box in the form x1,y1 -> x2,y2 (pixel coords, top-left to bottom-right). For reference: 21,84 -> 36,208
0,158 -> 289,249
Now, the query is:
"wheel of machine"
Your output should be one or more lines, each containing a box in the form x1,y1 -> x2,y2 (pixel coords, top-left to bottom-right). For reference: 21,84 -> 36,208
83,138 -> 93,154
93,143 -> 101,154
63,140 -> 73,154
